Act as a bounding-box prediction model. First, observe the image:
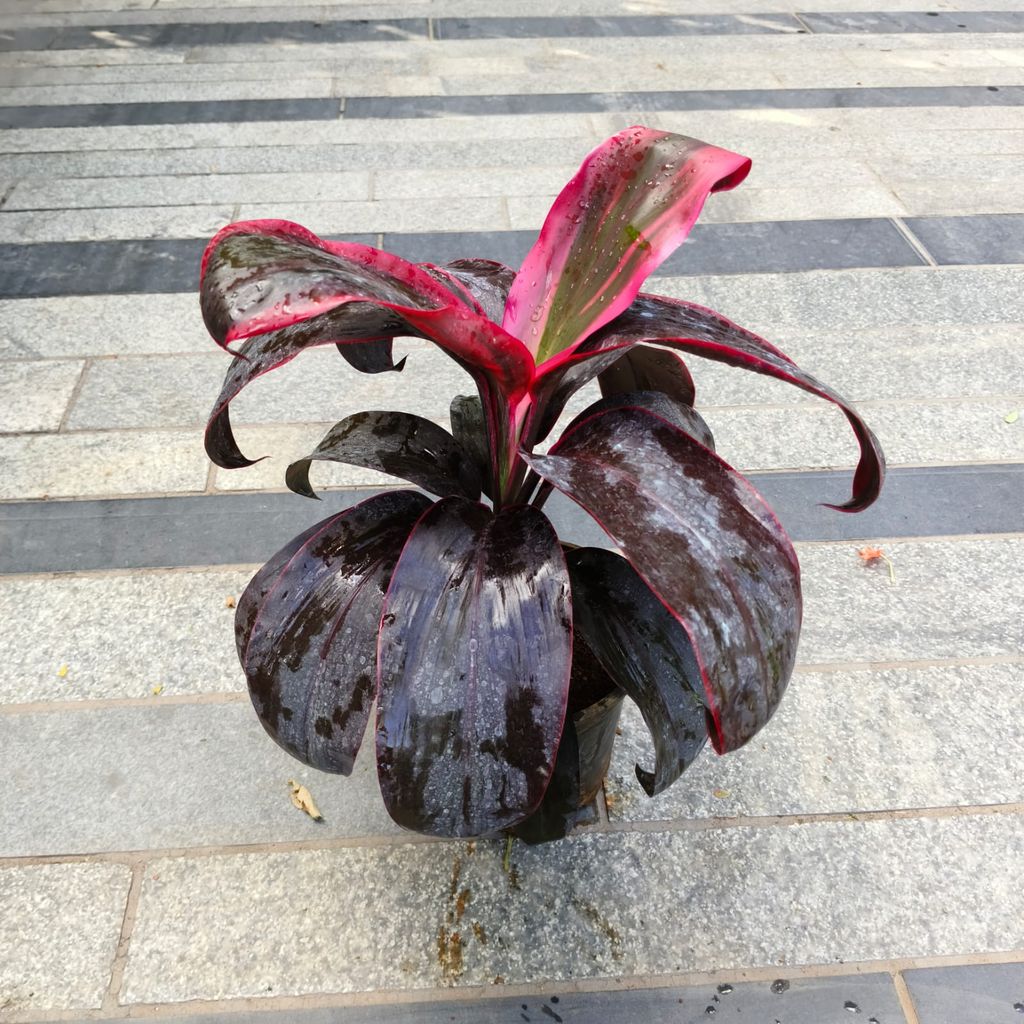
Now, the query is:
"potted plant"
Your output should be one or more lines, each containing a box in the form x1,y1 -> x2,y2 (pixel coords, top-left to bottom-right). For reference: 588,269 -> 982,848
200,125 -> 884,843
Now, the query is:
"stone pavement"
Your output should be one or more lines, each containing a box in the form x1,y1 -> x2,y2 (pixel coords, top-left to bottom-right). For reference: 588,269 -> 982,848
1,0 -> 1023,1020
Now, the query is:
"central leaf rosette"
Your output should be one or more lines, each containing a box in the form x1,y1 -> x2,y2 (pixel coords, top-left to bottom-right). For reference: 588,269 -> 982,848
200,126 -> 885,839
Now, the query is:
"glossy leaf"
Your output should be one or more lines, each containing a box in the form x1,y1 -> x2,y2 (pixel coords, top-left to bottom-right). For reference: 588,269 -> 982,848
568,547 -> 708,796
598,345 -> 695,407
376,498 -> 572,837
286,411 -> 482,501
335,337 -> 406,375
238,490 -> 431,775
524,405 -> 801,754
587,293 -> 885,511
424,259 -> 515,326
449,394 -> 491,495
563,390 -> 715,452
502,126 -> 750,362
201,221 -> 533,472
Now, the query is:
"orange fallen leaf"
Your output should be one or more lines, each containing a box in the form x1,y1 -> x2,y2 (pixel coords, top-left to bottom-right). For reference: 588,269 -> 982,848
857,545 -> 896,583
224,595 -> 236,608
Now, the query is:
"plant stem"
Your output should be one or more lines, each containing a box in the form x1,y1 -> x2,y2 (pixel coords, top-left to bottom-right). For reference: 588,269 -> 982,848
502,834 -> 514,873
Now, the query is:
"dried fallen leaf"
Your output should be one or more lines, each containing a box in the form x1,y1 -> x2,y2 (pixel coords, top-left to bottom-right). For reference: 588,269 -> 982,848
288,779 -> 324,822
858,545 -> 896,583
224,595 -> 236,608
1005,410 -> 1020,424
712,788 -> 731,799
151,684 -> 163,696
56,664 -> 69,678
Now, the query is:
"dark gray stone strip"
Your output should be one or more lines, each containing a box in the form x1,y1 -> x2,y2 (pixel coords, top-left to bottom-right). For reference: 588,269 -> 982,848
344,85 -> 1024,119
903,214 -> 1024,267
0,218 -> 923,300
0,19 -> 428,52
31,973 -> 906,1023
0,98 -> 340,130
434,13 -> 805,38
3,464 -> 1022,574
903,962 -> 1024,1023
5,11 -> 1024,54
0,235 -> 379,299
800,10 -> 1024,34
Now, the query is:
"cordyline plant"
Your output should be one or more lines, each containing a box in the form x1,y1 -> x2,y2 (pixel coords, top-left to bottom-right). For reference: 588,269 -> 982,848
200,125 -> 884,843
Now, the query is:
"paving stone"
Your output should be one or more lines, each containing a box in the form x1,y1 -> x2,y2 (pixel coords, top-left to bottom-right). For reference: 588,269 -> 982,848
904,962 -> 1024,1024
0,568 -> 250,703
797,537 -> 1024,664
800,10 -> 1024,34
122,813 -> 1024,1002
690,325 -> 1024,406
905,213 -> 1024,266
0,703 -> 402,857
668,266 -> 1024,333
344,86 -> 1024,120
35,975 -> 908,1023
6,464 -> 1024,575
0,294 -> 209,359
0,97 -> 341,129
0,428 -> 208,500
0,861 -> 130,1014
66,344 -> 461,431
606,663 -> 1024,824
0,203 -> 235,244
0,78 -> 337,105
238,197 -> 507,235
433,14 -> 804,39
703,396 -> 1024,473
6,170 -> 371,210
0,357 -> 82,432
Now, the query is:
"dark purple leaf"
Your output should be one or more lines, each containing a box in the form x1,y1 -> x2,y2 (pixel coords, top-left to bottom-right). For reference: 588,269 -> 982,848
502,126 -> 750,362
563,390 -> 715,451
511,622 -> 623,844
449,394 -> 492,496
201,221 -> 533,478
598,345 -> 695,406
335,337 -> 406,375
423,259 -> 515,326
568,547 -> 708,796
524,405 -> 801,754
376,498 -> 571,837
237,490 -> 431,775
588,293 -> 884,511
286,411 -> 482,501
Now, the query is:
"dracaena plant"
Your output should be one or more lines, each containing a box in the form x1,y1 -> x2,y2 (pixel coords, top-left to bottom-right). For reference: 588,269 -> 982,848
200,125 -> 884,842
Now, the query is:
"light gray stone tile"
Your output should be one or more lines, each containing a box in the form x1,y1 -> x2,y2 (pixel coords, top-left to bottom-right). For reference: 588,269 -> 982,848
122,813 -> 1024,1002
0,204 -> 234,244
0,358 -> 82,432
0,78 -> 336,105
798,538 -> 1024,664
66,343 -> 462,431
0,861 -> 130,1013
891,181 -> 1024,218
0,703 -> 400,857
0,294 -> 208,359
0,428 -> 208,499
6,170 -> 371,211
689,325 -> 1024,406
662,266 -> 1024,333
238,197 -> 507,235
606,663 -> 1024,824
0,568 -> 250,703
702,397 -> 1024,473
